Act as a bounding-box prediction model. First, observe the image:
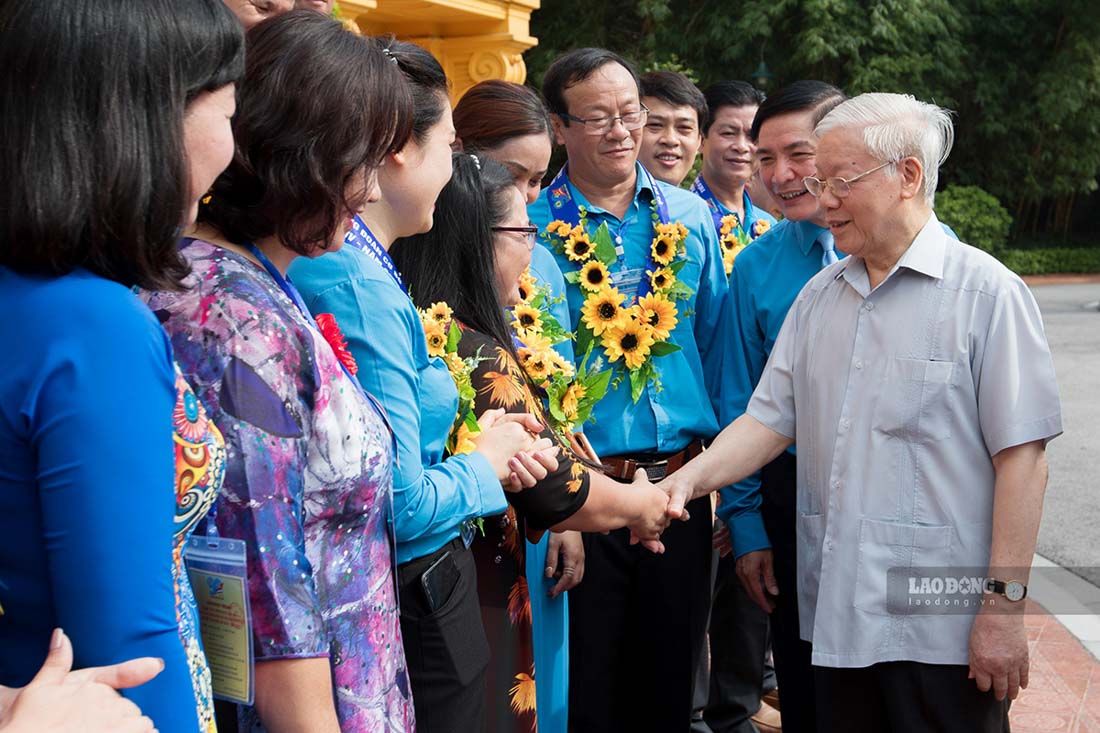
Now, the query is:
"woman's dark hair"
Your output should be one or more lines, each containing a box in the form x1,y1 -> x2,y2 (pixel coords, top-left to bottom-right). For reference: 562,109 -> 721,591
454,80 -> 553,152
702,80 -> 765,134
641,71 -> 708,130
202,11 -> 413,255
373,38 -> 449,145
0,0 -> 244,290
541,48 -> 640,118
391,153 -> 518,361
750,80 -> 846,142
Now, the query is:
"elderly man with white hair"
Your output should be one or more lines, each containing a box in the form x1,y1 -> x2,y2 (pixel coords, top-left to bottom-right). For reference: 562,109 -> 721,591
653,92 -> 1063,732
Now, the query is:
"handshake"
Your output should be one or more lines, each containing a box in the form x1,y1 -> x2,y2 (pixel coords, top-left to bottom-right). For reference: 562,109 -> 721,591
622,467 -> 700,554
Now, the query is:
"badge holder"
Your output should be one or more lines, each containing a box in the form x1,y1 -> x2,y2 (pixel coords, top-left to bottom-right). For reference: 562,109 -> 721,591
184,532 -> 254,705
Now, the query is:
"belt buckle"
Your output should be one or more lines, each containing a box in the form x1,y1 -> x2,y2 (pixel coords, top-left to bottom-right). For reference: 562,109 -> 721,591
637,460 -> 669,481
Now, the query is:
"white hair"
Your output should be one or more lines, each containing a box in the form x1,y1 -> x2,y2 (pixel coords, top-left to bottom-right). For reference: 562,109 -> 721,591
814,93 -> 954,205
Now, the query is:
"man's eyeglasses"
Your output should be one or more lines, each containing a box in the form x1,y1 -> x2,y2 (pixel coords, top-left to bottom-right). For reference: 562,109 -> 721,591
492,226 -> 539,249
803,159 -> 900,199
557,105 -> 650,136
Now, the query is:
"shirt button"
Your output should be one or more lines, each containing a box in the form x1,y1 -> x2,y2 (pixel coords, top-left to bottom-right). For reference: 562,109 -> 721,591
854,360 -> 864,370
864,302 -> 875,311
832,480 -> 841,489
840,419 -> 850,430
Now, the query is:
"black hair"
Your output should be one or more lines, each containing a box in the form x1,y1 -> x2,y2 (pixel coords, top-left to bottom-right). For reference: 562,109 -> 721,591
201,11 -> 412,255
702,80 -> 765,134
641,71 -> 708,129
390,154 -> 518,360
0,0 -> 244,290
750,80 -> 847,143
374,38 -> 449,144
541,47 -> 641,119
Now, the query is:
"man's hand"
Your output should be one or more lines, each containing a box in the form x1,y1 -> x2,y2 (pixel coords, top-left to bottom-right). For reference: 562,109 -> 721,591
713,523 -> 733,558
545,531 -> 585,598
655,471 -> 696,522
969,607 -> 1029,701
735,549 -> 778,613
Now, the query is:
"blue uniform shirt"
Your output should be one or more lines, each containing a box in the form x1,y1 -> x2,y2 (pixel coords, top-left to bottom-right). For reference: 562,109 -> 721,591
290,248 -> 505,564
528,162 -> 728,457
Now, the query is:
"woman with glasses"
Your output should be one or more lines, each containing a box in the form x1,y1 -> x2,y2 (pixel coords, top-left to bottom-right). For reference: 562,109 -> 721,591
390,154 -> 673,733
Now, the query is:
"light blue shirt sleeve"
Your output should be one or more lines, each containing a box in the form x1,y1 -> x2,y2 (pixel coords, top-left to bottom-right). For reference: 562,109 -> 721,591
529,245 -> 575,365
291,250 -> 505,563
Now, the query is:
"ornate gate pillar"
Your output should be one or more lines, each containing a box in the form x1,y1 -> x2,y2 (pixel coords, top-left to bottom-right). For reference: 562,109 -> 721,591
337,0 -> 539,102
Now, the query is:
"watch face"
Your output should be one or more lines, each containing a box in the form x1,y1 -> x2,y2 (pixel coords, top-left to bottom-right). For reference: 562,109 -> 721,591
1005,581 -> 1026,602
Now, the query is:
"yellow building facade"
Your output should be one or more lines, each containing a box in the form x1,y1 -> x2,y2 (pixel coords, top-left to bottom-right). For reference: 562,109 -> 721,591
337,0 -> 540,102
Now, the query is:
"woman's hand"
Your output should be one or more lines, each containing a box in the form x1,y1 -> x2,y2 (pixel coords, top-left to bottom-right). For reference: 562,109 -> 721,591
503,441 -> 560,492
545,531 -> 585,597
0,629 -> 159,733
625,469 -> 672,552
472,409 -> 544,482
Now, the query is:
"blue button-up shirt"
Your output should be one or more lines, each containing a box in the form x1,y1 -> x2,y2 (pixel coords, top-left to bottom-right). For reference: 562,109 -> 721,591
717,219 -> 838,557
692,178 -> 777,239
290,248 -> 505,564
529,162 -> 728,457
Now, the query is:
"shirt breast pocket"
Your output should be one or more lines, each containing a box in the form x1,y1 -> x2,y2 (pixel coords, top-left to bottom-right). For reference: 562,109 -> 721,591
874,357 -> 956,443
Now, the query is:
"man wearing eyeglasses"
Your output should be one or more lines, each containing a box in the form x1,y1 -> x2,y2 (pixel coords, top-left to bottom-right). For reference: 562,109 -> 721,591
528,47 -> 728,732
659,92 -> 1061,733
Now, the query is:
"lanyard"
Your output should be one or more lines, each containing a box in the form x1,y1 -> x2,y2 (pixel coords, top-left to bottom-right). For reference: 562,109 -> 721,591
690,175 -> 759,236
546,163 -> 670,300
343,215 -> 408,295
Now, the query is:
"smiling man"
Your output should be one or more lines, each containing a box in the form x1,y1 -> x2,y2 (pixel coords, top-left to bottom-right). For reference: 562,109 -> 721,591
529,48 -> 728,732
660,91 -> 1061,733
691,81 -> 776,281
638,71 -> 706,186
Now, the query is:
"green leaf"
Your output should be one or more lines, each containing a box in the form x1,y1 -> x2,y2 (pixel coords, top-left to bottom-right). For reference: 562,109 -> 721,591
584,368 -> 613,402
649,341 -> 682,357
564,270 -> 581,284
592,222 -> 618,266
575,321 -> 595,356
628,366 -> 647,403
669,259 -> 688,275
446,320 -> 462,352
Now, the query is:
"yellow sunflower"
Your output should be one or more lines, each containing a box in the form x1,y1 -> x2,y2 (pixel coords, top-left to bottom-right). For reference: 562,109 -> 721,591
546,220 -> 572,237
443,351 -> 465,375
516,329 -> 552,353
636,293 -> 679,340
602,318 -> 656,371
451,421 -> 478,455
563,232 -> 594,262
424,322 -> 447,358
578,260 -> 611,292
561,383 -> 587,420
517,270 -> 538,303
752,219 -> 772,237
547,349 -> 575,379
651,233 -> 677,265
519,348 -> 553,385
512,303 -> 542,333
648,267 -> 675,292
580,286 -> 626,336
427,301 -> 453,325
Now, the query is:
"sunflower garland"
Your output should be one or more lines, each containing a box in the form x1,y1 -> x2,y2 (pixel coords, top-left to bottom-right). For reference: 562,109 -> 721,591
417,302 -> 487,456
541,204 -> 693,403
718,213 -> 752,276
508,270 -> 610,432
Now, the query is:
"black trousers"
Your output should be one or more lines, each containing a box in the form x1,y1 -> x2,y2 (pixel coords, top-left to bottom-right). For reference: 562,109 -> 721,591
398,541 -> 490,733
814,662 -> 1010,732
568,495 -> 713,732
703,553 -> 772,733
760,451 -> 817,733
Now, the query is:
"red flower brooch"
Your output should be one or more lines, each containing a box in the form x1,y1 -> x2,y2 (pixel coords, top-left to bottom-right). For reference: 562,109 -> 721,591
315,313 -> 358,375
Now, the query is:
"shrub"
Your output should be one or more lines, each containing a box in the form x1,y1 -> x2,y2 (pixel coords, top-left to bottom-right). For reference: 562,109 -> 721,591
936,185 -> 1013,253
998,247 -> 1100,275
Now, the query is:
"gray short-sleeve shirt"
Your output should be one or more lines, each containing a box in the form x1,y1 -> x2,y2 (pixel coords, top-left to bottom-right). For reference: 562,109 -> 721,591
747,213 -> 1063,667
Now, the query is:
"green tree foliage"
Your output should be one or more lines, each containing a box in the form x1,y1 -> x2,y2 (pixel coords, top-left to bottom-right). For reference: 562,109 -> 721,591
936,185 -> 1013,253
527,0 -> 1100,237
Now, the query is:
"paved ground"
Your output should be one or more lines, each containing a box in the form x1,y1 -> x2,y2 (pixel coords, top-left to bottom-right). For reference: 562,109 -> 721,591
1029,282 -> 1100,586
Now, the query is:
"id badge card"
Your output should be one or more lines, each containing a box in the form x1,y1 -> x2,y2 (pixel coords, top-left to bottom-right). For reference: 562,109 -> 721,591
184,535 -> 254,705
614,267 -> 646,296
